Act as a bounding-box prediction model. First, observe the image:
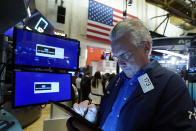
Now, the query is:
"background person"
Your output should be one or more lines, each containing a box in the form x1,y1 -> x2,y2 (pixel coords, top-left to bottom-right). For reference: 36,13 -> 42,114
88,71 -> 104,105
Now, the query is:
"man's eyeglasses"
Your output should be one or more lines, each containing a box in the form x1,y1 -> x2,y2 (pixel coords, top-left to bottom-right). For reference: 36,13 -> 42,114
113,51 -> 134,61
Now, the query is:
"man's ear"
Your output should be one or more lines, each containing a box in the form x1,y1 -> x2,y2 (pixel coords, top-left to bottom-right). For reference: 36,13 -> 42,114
144,41 -> 151,55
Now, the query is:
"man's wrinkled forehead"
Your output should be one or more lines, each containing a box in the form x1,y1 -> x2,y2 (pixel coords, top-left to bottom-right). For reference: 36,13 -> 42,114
111,32 -> 137,53
111,42 -> 132,56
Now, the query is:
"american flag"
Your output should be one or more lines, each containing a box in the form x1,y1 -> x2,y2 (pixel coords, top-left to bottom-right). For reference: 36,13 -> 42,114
87,0 -> 138,43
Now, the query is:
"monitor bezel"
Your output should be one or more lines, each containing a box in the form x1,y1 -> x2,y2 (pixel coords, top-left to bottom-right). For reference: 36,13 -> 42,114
13,27 -> 80,71
13,70 -> 72,108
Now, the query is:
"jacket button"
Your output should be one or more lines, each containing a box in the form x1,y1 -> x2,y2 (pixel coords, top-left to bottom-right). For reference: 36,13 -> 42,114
130,82 -> 133,86
106,91 -> 110,94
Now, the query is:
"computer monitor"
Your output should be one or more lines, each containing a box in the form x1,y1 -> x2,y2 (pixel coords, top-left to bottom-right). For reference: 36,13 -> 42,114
14,71 -> 71,107
14,28 -> 80,70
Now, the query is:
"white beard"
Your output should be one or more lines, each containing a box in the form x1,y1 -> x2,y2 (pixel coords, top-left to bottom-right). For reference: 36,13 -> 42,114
121,64 -> 140,78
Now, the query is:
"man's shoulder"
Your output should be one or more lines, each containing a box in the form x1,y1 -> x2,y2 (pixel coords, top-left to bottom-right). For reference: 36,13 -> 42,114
145,61 -> 176,79
150,65 -> 187,93
150,64 -> 175,77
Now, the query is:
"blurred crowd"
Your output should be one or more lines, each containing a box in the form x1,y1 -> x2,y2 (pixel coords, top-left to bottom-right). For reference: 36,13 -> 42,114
71,71 -> 116,105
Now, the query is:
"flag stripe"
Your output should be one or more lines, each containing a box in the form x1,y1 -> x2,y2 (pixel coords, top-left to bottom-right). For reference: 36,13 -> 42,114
88,20 -> 111,29
88,23 -> 110,31
113,19 -> 118,23
127,14 -> 138,19
113,8 -> 123,14
88,26 -> 110,34
113,10 -> 123,17
87,32 -> 110,39
87,35 -> 111,43
87,28 -> 110,36
113,14 -> 124,20
113,17 -> 123,22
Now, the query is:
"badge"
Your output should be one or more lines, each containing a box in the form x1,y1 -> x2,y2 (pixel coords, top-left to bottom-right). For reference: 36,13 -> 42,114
138,73 -> 154,93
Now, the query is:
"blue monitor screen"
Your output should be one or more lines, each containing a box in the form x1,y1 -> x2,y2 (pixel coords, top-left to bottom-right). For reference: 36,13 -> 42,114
14,71 -> 71,107
14,28 -> 79,70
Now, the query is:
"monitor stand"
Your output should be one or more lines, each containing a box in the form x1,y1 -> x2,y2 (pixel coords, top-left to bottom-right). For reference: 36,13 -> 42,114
43,101 -> 72,131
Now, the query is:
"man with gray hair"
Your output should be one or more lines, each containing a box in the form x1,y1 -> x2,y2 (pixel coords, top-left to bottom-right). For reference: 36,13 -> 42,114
67,18 -> 196,131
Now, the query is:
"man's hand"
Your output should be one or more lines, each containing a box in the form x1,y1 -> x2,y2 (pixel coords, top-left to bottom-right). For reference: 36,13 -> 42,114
73,100 -> 98,123
67,100 -> 99,131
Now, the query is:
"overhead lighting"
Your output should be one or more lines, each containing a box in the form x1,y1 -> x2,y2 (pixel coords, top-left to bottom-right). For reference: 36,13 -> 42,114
170,57 -> 177,65
163,55 -> 169,59
153,50 -> 188,59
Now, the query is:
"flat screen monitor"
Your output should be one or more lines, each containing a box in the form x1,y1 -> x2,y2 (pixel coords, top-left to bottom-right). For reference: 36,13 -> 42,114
14,71 -> 71,107
14,28 -> 80,70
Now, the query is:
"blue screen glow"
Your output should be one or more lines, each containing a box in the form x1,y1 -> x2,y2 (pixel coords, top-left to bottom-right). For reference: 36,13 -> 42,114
14,71 -> 71,107
14,29 -> 79,70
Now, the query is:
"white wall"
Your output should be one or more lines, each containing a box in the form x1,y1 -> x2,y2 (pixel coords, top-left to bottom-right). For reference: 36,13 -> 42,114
35,0 -> 184,67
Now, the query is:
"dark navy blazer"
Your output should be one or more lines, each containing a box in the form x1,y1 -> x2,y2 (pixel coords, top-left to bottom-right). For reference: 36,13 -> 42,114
98,63 -> 196,131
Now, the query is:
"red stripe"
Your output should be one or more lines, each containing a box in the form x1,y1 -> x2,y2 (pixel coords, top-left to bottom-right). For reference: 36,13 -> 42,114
113,14 -> 124,20
87,35 -> 111,44
127,14 -> 138,19
113,19 -> 118,23
87,29 -> 110,36
113,8 -> 123,14
88,23 -> 110,31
